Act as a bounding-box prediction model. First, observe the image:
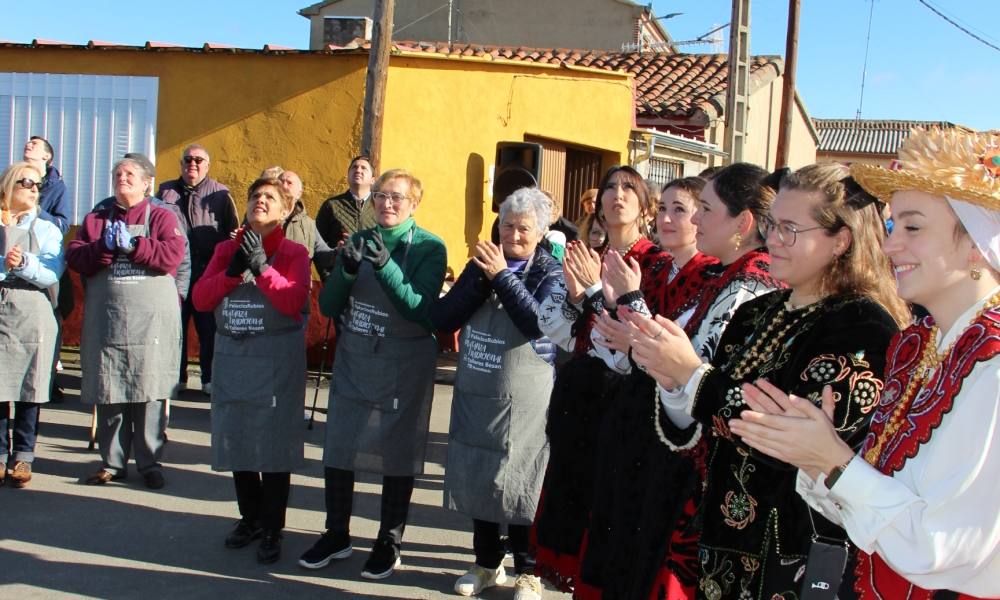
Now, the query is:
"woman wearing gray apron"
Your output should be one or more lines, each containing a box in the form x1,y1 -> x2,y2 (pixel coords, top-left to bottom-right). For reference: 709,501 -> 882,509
67,157 -> 186,490
299,169 -> 446,580
431,188 -> 563,598
0,162 -> 64,488
192,176 -> 311,564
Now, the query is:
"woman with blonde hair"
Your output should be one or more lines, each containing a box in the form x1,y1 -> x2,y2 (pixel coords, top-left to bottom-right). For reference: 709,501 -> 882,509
730,128 -> 1000,597
302,168 -> 447,580
0,161 -> 65,488
624,162 -> 908,598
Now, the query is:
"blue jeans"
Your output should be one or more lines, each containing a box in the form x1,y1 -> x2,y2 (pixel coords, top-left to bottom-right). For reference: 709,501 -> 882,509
180,293 -> 216,384
1,402 -> 41,464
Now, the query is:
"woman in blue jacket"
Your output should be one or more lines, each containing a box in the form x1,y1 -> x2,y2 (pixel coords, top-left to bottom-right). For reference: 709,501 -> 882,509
432,187 -> 563,599
0,161 -> 65,488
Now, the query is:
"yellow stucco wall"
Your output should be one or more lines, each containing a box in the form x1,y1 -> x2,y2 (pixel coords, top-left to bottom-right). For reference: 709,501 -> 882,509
2,47 -> 632,274
2,46 -> 369,217
380,55 -> 633,272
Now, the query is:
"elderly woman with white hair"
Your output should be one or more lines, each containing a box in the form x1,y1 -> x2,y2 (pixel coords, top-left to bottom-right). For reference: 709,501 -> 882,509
67,156 -> 185,490
432,187 -> 563,599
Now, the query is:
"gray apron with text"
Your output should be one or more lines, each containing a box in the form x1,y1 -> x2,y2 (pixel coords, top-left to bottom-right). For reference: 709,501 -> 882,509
80,203 -> 181,404
211,268 -> 306,472
0,218 -> 59,404
323,232 -> 438,476
443,289 -> 553,524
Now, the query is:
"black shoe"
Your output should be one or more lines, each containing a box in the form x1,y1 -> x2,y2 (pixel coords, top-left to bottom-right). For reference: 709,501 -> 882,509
361,538 -> 401,580
257,530 -> 282,564
225,519 -> 263,549
50,386 -> 65,404
298,530 -> 352,569
143,470 -> 165,490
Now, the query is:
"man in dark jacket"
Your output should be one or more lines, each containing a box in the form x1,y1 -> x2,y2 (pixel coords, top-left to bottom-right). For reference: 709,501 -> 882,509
315,156 -> 377,248
157,144 -> 237,394
278,170 -> 337,276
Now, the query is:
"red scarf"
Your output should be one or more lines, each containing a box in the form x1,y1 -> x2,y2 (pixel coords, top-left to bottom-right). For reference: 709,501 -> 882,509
641,251 -> 719,320
855,309 -> 1000,599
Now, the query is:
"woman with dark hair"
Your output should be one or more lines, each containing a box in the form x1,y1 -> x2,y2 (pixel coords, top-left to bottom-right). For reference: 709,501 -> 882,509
731,128 -> 1000,597
192,176 -> 311,564
530,165 -> 661,596
625,163 -> 908,599
67,156 -> 185,490
578,167 -> 782,599
432,187 -> 563,598
0,162 -> 64,488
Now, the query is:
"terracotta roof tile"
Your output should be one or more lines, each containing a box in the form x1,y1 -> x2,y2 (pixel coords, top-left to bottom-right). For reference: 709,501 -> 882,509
813,119 -> 969,155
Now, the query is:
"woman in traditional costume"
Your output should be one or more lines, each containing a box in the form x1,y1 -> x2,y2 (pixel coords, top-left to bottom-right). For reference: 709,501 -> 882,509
580,165 -> 782,600
730,127 -> 1000,598
626,163 -> 910,599
531,165 -> 661,594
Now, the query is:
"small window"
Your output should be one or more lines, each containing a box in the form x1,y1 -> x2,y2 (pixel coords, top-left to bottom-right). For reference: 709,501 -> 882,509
0,72 -> 158,224
647,158 -> 684,191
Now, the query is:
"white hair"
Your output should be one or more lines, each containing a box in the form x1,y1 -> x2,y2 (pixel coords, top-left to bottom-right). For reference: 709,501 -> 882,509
499,187 -> 551,235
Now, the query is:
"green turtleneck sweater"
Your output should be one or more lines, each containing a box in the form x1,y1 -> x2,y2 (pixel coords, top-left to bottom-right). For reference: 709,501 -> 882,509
319,217 -> 447,332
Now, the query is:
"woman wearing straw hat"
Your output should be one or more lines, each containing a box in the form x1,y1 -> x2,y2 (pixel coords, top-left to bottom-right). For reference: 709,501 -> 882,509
728,127 -> 1000,597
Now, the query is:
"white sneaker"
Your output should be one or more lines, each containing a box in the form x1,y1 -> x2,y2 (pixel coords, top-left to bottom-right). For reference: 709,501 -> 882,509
512,574 -> 542,600
454,564 -> 506,596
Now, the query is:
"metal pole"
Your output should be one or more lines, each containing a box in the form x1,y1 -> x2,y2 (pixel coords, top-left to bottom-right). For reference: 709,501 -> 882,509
308,318 -> 335,430
361,0 -> 395,172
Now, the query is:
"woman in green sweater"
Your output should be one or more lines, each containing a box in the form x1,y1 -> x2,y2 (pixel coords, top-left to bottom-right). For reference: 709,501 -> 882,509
300,169 -> 447,580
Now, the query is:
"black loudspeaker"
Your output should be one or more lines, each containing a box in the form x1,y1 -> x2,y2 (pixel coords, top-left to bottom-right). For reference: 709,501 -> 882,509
492,142 -> 542,212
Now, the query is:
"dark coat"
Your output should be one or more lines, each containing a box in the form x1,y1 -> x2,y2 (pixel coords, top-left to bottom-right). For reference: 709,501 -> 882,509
431,245 -> 561,365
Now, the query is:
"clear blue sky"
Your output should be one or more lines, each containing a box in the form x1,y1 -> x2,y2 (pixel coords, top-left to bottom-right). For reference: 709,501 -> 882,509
1,0 -> 996,131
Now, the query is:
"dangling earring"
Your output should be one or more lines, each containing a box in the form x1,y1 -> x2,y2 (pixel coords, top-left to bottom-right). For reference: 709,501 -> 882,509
971,265 -> 983,281
733,232 -> 743,251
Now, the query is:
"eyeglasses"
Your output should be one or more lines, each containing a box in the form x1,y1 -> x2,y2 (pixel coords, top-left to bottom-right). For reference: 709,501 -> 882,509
182,155 -> 207,165
373,191 -> 409,205
760,215 -> 827,247
14,178 -> 40,190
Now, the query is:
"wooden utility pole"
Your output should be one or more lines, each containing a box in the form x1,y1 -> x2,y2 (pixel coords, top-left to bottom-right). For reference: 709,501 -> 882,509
775,0 -> 800,169
361,0 -> 394,172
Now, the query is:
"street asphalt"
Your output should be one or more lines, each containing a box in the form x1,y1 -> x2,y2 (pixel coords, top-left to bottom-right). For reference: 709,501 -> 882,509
0,351 -> 571,600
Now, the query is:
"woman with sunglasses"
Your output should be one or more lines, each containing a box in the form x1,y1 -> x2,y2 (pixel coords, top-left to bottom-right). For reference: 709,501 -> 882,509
624,163 -> 909,599
0,162 -> 65,488
579,166 -> 781,600
301,169 -> 446,581
730,129 -> 1000,597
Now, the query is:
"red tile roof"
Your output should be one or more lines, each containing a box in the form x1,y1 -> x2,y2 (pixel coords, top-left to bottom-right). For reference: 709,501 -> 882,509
813,119 -> 970,155
3,37 -> 782,121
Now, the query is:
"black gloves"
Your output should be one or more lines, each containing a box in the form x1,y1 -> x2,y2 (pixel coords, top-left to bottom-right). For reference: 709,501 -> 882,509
341,236 -> 365,276
363,231 -> 390,271
241,230 -> 268,277
225,246 -> 248,277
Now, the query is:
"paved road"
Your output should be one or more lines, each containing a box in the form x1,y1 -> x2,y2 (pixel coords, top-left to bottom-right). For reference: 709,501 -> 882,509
0,353 -> 570,600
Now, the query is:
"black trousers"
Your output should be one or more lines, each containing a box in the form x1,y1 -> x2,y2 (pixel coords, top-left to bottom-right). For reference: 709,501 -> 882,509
324,467 -> 414,545
180,294 -> 216,384
233,471 -> 291,532
473,519 -> 534,574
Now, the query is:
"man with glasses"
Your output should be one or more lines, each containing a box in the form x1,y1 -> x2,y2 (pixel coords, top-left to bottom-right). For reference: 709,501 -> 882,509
315,156 -> 377,253
158,144 -> 238,395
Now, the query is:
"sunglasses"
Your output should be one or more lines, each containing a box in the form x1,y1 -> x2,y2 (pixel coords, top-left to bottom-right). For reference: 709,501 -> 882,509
15,178 -> 40,190
183,155 -> 208,165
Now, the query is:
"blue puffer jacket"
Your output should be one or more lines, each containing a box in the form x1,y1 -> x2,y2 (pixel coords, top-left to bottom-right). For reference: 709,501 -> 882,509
432,245 -> 562,365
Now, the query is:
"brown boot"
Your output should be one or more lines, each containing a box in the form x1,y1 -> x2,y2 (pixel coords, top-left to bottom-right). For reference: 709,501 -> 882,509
0,463 -> 6,486
9,461 -> 32,488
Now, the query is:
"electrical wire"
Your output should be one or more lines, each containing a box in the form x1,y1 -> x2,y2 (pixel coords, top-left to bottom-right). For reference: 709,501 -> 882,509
856,0 -> 875,119
915,0 -> 1000,53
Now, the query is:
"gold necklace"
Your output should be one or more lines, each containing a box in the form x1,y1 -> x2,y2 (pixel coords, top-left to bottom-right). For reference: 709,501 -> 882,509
864,290 -> 1000,465
729,301 -> 823,380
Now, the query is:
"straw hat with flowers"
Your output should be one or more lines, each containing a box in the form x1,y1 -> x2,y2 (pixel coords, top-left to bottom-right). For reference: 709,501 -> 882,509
851,127 -> 1000,211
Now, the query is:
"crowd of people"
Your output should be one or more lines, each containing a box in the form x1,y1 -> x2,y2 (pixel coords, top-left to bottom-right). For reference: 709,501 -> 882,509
0,126 -> 998,599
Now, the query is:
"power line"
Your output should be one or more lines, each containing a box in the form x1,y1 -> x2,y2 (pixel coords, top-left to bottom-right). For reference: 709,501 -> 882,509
916,0 -> 1000,53
856,0 -> 875,120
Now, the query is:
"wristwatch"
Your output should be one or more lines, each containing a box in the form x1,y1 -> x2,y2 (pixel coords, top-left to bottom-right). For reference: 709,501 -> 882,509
825,460 -> 851,490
